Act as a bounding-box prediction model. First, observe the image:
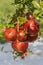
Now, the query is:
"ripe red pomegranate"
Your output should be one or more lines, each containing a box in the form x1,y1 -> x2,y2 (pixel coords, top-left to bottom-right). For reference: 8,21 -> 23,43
24,19 -> 40,36
4,28 -> 17,41
12,40 -> 28,52
17,29 -> 27,41
25,13 -> 35,20
27,34 -> 38,42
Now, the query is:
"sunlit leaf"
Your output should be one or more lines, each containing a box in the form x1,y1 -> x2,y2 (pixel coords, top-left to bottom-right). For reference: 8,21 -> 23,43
32,1 -> 40,9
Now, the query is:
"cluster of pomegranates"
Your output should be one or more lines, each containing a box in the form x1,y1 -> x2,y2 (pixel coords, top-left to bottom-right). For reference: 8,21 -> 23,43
3,13 -> 40,57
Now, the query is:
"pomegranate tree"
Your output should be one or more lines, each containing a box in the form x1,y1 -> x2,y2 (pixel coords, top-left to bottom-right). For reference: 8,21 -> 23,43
3,13 -> 40,58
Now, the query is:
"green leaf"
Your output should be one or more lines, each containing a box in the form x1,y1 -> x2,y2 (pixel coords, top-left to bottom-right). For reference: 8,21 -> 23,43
17,17 -> 27,26
33,10 -> 40,15
32,1 -> 40,9
40,1 -> 43,7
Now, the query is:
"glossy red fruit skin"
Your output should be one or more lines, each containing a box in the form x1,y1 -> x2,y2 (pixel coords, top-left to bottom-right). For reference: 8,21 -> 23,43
12,40 -> 28,52
4,28 -> 17,41
25,13 -> 35,20
27,20 -> 38,35
17,30 -> 27,41
24,19 -> 40,36
27,34 -> 38,42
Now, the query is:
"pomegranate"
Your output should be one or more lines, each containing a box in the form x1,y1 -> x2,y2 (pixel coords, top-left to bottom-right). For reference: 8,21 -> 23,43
4,28 -> 17,41
17,29 -> 27,41
12,40 -> 28,52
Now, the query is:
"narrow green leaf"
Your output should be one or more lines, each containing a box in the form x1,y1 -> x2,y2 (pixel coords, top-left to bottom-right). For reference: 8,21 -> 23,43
32,1 -> 40,9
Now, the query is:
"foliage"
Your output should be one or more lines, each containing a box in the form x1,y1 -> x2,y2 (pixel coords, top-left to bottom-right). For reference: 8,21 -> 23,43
0,0 -> 43,43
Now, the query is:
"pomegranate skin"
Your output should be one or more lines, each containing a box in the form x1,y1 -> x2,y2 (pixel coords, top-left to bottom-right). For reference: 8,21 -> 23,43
4,28 -> 17,41
17,30 -> 27,41
12,40 -> 28,52
27,34 -> 38,42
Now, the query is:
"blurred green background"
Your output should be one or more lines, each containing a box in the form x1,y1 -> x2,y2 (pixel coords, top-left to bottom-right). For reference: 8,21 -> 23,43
0,0 -> 43,43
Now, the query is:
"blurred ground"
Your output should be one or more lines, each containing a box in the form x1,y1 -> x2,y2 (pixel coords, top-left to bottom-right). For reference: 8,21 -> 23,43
0,38 -> 43,65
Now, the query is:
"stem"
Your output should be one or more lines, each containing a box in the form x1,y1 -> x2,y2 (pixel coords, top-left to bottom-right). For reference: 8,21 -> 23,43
17,20 -> 19,32
16,19 -> 20,39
